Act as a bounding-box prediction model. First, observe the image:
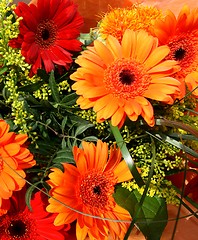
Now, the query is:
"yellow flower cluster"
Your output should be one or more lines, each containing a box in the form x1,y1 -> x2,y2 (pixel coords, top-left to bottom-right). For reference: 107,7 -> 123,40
121,137 -> 184,204
4,70 -> 34,133
77,109 -> 109,133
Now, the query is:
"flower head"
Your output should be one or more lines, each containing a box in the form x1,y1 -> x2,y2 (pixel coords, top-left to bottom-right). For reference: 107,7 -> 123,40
151,5 -> 198,81
46,140 -> 132,240
0,188 -> 70,240
0,119 -> 36,209
99,4 -> 163,42
71,29 -> 180,127
9,0 -> 83,75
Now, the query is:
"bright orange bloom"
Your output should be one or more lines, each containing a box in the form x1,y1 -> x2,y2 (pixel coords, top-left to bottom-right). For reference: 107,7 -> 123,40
46,140 -> 132,240
185,71 -> 198,97
0,119 -> 36,210
151,5 -> 198,82
71,29 -> 180,127
99,5 -> 163,42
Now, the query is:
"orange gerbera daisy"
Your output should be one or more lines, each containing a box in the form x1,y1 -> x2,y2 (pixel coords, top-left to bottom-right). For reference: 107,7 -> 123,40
98,4 -> 163,42
71,29 -> 180,127
46,140 -> 132,240
151,5 -> 198,81
0,119 -> 36,210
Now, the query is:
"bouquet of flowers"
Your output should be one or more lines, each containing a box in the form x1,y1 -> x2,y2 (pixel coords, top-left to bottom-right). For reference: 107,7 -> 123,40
0,0 -> 198,239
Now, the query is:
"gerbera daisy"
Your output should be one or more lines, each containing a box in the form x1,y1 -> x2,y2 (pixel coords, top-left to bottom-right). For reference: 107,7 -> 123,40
0,187 -> 70,239
98,4 -> 163,42
71,29 -> 180,127
151,5 -> 198,81
46,140 -> 132,240
9,0 -> 83,75
0,119 -> 36,209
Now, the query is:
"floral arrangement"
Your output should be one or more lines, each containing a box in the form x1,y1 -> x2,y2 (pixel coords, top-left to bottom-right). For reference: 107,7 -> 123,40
0,0 -> 198,239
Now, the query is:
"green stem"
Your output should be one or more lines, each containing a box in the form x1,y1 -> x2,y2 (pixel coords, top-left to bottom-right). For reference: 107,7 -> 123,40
110,124 -> 144,187
124,137 -> 158,240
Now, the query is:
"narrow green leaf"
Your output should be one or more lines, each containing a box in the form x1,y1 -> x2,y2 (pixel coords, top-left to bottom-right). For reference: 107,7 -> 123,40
18,81 -> 44,92
61,138 -> 66,149
0,66 -> 8,75
114,187 -> 168,240
156,119 -> 198,137
82,136 -> 98,142
60,92 -> 78,105
25,94 -> 40,105
25,182 -> 41,211
154,133 -> 198,158
52,148 -> 75,164
110,124 -> 144,187
48,70 -> 60,103
75,123 -> 94,137
168,133 -> 198,141
61,116 -> 68,132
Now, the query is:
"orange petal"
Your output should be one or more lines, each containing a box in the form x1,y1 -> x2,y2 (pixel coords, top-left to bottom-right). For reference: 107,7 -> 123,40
144,45 -> 170,70
114,160 -> 132,183
94,40 -> 114,66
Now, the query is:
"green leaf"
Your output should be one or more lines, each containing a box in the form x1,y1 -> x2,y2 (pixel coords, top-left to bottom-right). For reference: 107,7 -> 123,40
114,187 -> 168,240
18,81 -> 44,92
61,138 -> 66,149
155,118 -> 198,137
52,148 -> 75,164
154,132 -> 198,158
61,116 -> 68,132
74,123 -> 94,137
48,71 -> 60,103
60,92 -> 78,106
82,136 -> 98,142
0,66 -> 8,75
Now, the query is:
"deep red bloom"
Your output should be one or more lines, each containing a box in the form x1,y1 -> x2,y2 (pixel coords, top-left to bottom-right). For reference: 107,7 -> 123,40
0,188 -> 70,240
184,175 -> 198,203
9,0 -> 83,75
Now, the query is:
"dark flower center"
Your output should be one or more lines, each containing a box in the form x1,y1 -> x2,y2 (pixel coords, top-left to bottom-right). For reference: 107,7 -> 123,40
42,29 -> 50,41
119,69 -> 135,85
35,20 -> 57,49
93,185 -> 101,195
8,220 -> 27,237
174,47 -> 186,61
104,58 -> 151,99
80,171 -> 116,210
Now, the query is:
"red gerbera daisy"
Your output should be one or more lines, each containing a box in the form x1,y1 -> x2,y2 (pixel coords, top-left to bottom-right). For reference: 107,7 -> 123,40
0,188 -> 70,240
9,0 -> 83,75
